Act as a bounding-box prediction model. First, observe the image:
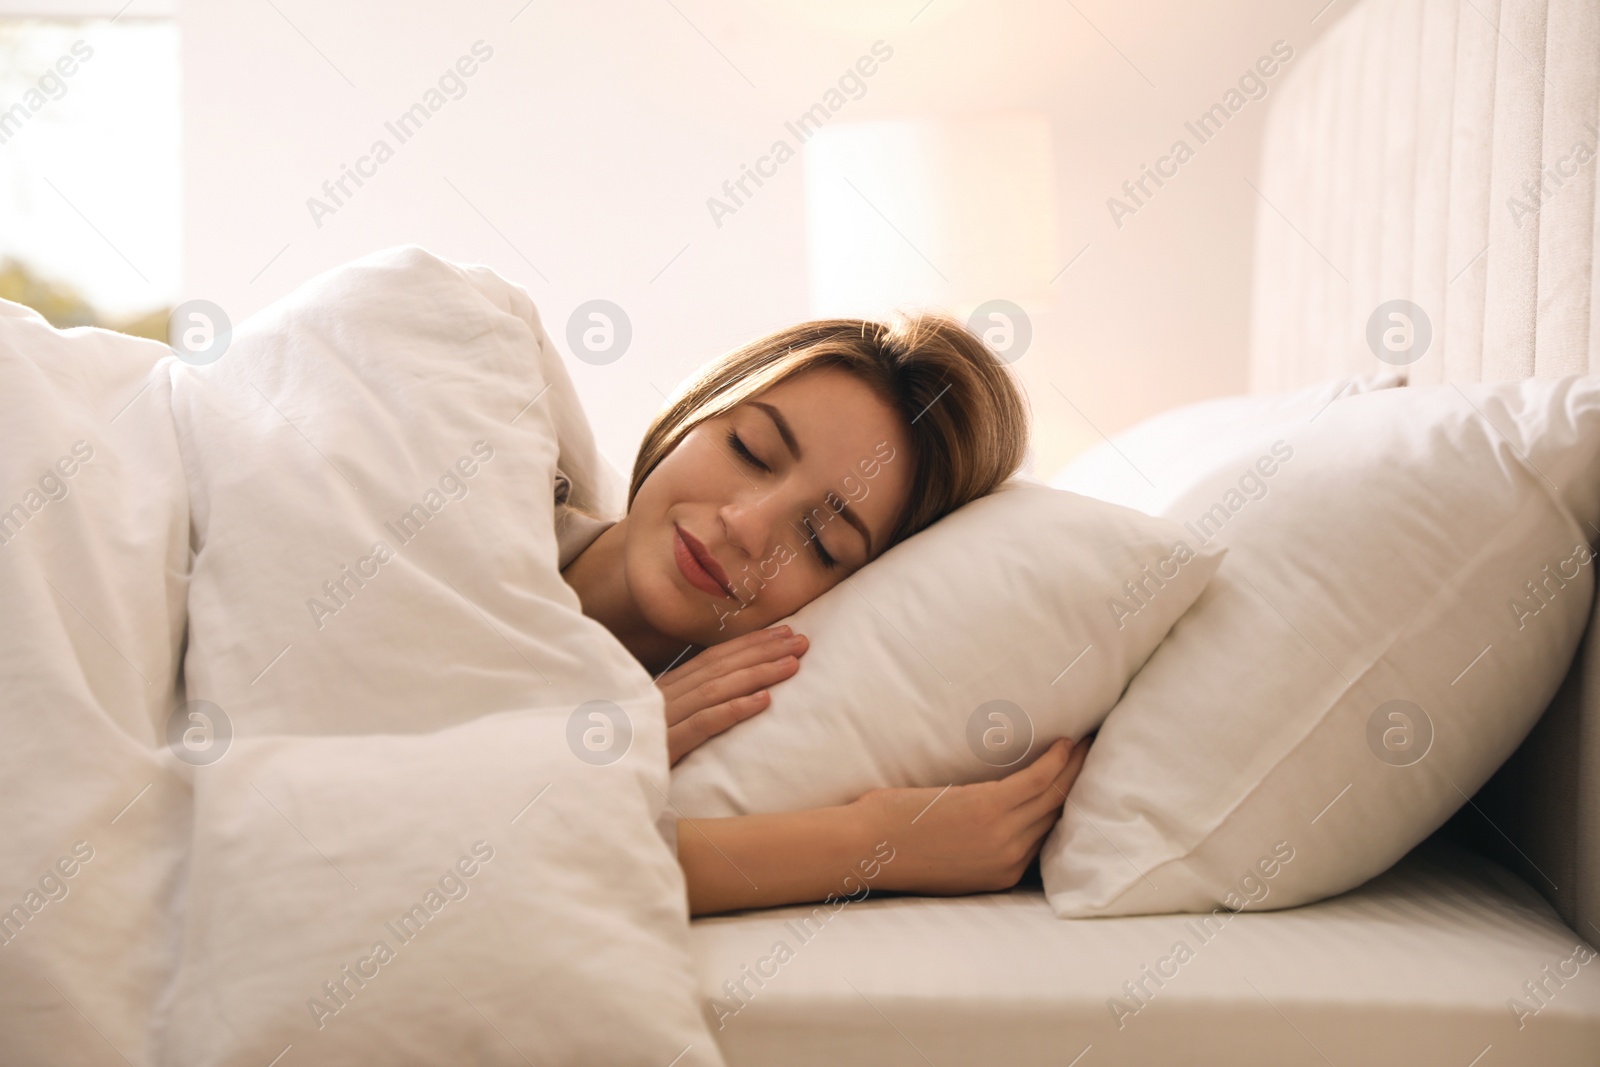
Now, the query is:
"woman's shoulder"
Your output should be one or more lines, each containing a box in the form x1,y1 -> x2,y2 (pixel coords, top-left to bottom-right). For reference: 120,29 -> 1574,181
553,467 -> 616,569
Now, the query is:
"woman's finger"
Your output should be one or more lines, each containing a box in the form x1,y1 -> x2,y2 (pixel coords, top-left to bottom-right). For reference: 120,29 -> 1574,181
665,632 -> 806,700
1018,735 -> 1092,821
667,690 -> 770,765
683,655 -> 800,713
994,737 -> 1072,807
660,658 -> 792,730
657,626 -> 799,697
657,624 -> 784,682
654,627 -> 774,690
1019,806 -> 1064,849
1018,816 -> 1055,868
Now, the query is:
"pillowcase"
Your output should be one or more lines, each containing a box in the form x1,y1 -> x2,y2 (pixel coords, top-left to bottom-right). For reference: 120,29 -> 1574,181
1041,377 -> 1600,917
669,479 -> 1225,817
1051,370 -> 1405,515
163,246 -> 725,1064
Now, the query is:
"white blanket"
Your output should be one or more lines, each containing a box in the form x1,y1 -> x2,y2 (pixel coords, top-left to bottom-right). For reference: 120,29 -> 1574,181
0,248 -> 725,1065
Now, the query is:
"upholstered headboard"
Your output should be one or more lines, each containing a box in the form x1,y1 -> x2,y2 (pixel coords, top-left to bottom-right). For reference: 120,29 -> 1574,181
1248,0 -> 1599,938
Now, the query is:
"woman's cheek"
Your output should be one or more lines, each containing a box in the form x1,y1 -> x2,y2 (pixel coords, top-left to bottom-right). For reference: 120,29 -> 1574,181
760,541 -> 797,581
747,568 -> 809,627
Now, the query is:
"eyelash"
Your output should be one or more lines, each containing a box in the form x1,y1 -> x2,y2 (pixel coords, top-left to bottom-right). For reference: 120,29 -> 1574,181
805,518 -> 838,569
726,429 -> 838,570
726,430 -> 769,472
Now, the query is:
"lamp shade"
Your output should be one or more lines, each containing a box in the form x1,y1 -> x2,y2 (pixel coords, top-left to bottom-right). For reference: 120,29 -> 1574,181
804,113 -> 1060,319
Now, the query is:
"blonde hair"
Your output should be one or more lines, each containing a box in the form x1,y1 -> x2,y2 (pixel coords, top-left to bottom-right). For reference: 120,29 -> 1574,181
629,313 -> 1029,552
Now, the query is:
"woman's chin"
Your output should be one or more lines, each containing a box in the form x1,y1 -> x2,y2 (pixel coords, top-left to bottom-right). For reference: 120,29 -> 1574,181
672,595 -> 758,647
628,547 -> 779,646
630,565 -> 725,644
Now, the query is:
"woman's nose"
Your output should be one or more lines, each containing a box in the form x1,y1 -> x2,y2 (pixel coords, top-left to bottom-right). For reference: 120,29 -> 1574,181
719,491 -> 790,562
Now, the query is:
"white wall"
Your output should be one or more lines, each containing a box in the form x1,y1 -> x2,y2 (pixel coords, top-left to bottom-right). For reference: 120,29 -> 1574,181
181,0 -> 1341,479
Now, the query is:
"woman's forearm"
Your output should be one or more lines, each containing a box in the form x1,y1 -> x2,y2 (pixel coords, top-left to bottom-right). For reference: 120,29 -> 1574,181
676,805 -> 881,917
674,739 -> 1089,917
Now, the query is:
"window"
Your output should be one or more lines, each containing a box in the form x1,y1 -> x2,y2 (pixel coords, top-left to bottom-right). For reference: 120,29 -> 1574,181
0,3 -> 178,340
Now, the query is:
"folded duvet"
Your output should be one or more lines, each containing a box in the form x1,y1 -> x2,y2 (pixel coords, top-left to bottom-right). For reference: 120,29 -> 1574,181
0,247 -> 725,1065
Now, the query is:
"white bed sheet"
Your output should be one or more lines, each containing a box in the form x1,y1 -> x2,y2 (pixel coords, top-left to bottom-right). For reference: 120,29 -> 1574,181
689,839 -> 1600,1065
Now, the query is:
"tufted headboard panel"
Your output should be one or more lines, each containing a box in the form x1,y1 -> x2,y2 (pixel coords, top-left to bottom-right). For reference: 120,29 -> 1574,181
1249,0 -> 1599,388
1248,0 -> 1599,939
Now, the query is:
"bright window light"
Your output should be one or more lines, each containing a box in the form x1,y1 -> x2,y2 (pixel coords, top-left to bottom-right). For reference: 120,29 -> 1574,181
0,12 -> 178,339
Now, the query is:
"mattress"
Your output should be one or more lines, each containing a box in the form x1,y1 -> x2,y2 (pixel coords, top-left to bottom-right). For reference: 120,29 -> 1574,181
688,838 -> 1600,1065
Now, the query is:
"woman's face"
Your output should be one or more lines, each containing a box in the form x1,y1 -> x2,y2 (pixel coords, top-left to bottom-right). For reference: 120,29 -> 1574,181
625,366 -> 914,646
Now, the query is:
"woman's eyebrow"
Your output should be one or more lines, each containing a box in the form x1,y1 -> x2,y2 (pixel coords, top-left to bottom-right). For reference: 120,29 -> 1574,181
750,400 -> 874,558
835,499 -> 873,559
749,401 -> 801,460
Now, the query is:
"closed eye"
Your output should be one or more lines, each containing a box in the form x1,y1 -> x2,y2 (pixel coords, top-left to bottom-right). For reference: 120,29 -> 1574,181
727,427 -> 839,569
726,430 -> 770,473
804,517 -> 838,569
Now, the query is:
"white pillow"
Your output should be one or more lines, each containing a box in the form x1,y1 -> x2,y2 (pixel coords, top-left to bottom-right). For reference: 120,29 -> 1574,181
1051,370 -> 1405,515
163,247 -> 726,1064
1042,377 -> 1600,917
669,480 -> 1225,817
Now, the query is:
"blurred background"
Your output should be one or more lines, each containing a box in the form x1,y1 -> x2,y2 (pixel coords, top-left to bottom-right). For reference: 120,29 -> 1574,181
1,0 -> 1341,480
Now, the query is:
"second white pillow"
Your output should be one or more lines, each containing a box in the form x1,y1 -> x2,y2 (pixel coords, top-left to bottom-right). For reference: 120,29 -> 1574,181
668,480 -> 1224,817
1041,377 -> 1600,918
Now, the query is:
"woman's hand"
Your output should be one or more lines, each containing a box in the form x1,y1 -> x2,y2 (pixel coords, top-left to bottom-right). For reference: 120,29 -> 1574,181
852,736 -> 1092,896
655,624 -> 809,766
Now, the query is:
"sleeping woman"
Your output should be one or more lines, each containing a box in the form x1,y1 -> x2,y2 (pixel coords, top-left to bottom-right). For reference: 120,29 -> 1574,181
559,314 -> 1092,916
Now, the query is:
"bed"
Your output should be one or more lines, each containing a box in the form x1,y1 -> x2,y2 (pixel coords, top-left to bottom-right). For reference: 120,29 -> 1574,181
685,0 -> 1600,1062
689,840 -> 1592,1065
3,1 -> 1594,1063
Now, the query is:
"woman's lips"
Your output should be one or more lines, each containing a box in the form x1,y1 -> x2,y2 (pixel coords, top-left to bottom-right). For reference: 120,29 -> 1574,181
673,524 -> 734,599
